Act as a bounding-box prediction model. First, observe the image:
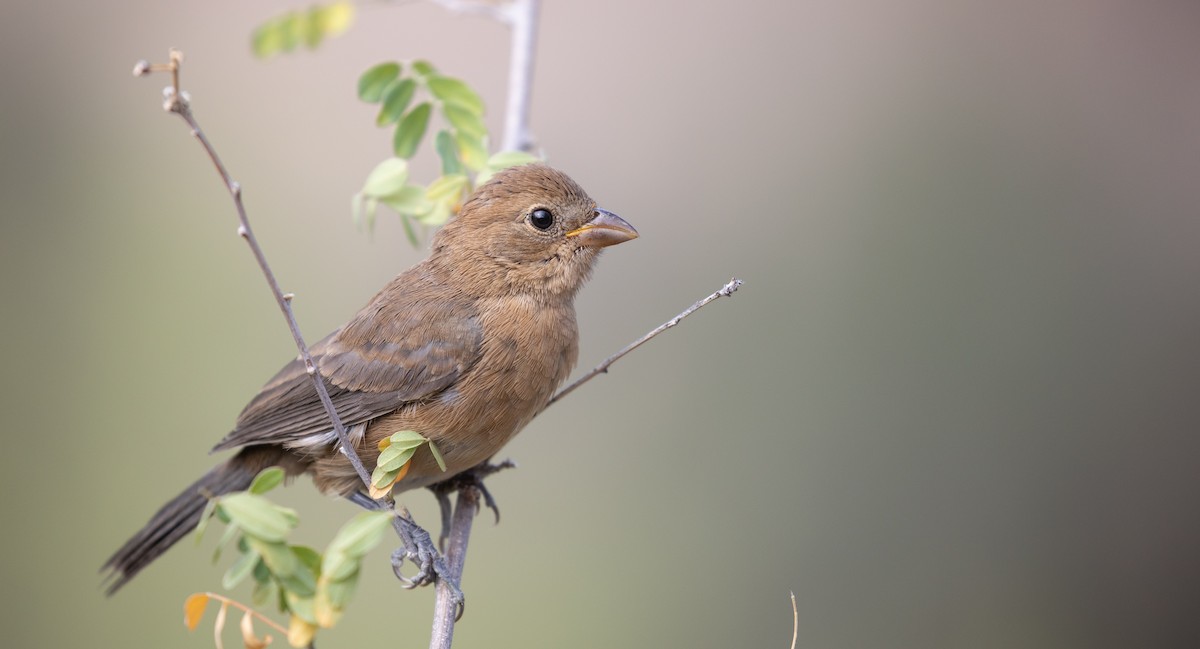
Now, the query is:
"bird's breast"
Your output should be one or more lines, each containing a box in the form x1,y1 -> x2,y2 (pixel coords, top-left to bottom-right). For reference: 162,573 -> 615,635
357,294 -> 579,490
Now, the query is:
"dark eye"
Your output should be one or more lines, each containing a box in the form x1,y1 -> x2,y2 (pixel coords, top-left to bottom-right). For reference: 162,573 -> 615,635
530,208 -> 554,230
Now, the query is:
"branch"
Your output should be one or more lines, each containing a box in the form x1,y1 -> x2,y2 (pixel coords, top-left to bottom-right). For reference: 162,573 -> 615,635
134,51 -> 378,496
545,278 -> 744,410
428,0 -> 540,152
429,488 -> 480,649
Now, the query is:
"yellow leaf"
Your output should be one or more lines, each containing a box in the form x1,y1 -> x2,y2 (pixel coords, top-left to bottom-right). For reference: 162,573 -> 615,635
287,616 -> 317,648
183,593 -> 210,631
318,1 -> 354,36
240,610 -> 273,649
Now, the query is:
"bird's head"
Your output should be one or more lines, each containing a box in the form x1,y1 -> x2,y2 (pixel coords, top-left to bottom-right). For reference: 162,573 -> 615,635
431,164 -> 638,298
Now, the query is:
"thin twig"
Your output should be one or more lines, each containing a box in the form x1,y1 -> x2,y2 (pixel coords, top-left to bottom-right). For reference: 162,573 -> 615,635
790,591 -> 798,649
545,278 -> 743,409
136,51 -> 377,493
429,488 -> 480,649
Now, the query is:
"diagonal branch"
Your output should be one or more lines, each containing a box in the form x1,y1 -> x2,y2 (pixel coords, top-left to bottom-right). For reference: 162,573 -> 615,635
544,277 -> 744,410
134,50 -> 377,495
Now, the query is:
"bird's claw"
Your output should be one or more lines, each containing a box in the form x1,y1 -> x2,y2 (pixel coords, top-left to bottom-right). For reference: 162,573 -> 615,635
428,459 -> 516,549
388,513 -> 466,619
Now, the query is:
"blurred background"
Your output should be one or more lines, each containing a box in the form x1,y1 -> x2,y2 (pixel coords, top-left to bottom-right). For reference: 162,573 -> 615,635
2,1 -> 1199,647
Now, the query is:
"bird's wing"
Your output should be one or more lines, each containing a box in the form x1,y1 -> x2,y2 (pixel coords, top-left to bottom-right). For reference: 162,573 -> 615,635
211,279 -> 482,452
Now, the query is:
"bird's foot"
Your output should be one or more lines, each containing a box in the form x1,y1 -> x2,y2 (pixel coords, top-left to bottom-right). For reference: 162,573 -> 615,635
346,492 -> 464,616
428,458 -> 517,550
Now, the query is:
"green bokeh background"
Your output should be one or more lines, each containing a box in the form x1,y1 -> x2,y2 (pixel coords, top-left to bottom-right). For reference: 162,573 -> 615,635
3,1 -> 1199,647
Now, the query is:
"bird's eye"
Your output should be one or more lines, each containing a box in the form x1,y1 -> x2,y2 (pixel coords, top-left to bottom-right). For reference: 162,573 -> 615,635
530,208 -> 554,230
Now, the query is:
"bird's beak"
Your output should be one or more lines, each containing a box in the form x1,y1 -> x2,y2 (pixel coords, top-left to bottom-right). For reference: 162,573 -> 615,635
565,208 -> 639,248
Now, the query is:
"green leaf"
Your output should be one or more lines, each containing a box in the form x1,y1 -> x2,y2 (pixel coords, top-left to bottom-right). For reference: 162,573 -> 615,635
427,76 -> 485,115
376,78 -> 416,127
358,62 -> 401,102
219,493 -> 297,543
379,185 -> 428,215
360,158 -> 409,198
249,466 -> 286,494
211,520 -> 240,563
456,132 -> 489,172
428,440 -> 448,472
399,213 -> 418,247
223,548 -> 261,590
251,578 -> 276,608
444,102 -> 487,140
487,150 -> 541,169
195,497 -> 218,542
251,19 -> 285,58
412,59 -> 436,77
323,573 -> 360,609
389,430 -> 429,446
292,545 -> 322,574
284,590 -> 317,624
326,512 -> 393,560
393,102 -> 432,159
426,174 -> 469,204
247,538 -> 299,577
435,130 -> 462,175
375,445 -> 417,476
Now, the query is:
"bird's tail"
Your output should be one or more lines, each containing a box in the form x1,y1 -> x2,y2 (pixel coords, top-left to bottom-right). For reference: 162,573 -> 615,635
101,446 -> 292,595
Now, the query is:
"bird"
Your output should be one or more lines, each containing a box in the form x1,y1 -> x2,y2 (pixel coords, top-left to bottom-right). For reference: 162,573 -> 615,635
102,163 -> 637,594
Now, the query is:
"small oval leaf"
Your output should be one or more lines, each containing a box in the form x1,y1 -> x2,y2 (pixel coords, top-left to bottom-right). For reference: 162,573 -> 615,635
412,59 -> 436,77
249,466 -> 285,494
361,158 -> 409,198
444,102 -> 487,140
393,102 -> 432,159
376,78 -> 416,126
435,130 -> 463,175
427,75 -> 485,115
358,62 -> 401,102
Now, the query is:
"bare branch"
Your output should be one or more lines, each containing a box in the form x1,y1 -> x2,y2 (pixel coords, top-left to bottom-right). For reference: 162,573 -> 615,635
136,51 -> 379,501
545,278 -> 743,409
429,488 -> 481,649
427,0 -> 540,152
790,591 -> 798,649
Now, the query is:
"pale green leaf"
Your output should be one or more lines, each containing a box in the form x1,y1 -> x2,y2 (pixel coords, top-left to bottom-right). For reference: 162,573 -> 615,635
455,132 -> 488,172
379,185 -> 428,215
389,430 -> 429,446
246,538 -> 298,578
370,466 -> 401,491
487,150 -> 541,169
427,440 -> 447,472
220,493 -> 296,543
326,511 -> 393,560
444,102 -> 487,140
361,158 -> 409,198
399,213 -> 418,247
426,174 -> 468,203
358,62 -> 401,102
427,76 -> 485,115
323,573 -> 359,609
393,102 -> 432,159
194,497 -> 218,543
248,466 -> 285,494
284,590 -> 316,624
222,548 -> 261,590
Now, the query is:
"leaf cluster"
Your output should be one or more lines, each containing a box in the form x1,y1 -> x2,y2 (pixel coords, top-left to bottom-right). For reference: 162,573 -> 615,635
193,468 -> 394,647
251,2 -> 354,58
351,61 -> 540,243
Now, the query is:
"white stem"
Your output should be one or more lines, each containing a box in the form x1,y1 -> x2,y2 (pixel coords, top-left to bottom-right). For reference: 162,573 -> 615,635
502,0 -> 539,152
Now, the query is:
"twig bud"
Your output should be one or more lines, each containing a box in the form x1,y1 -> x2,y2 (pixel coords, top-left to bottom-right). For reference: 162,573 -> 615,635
132,60 -> 150,77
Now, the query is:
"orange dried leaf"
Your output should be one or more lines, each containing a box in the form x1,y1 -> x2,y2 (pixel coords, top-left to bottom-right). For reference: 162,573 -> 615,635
184,593 -> 210,630
241,610 -> 273,649
366,460 -> 411,499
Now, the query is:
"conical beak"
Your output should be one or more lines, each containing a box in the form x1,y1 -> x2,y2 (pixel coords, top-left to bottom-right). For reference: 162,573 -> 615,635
565,208 -> 639,248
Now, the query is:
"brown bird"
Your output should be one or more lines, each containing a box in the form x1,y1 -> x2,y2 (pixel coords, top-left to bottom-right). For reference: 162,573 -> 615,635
103,164 -> 637,593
